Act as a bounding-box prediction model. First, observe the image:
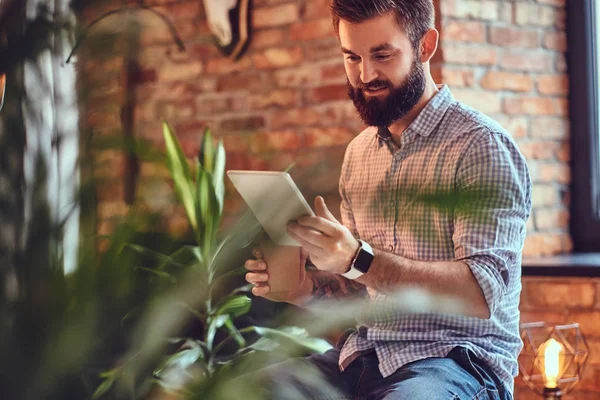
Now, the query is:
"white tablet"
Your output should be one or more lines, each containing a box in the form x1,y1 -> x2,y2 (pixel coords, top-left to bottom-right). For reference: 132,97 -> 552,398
227,170 -> 315,246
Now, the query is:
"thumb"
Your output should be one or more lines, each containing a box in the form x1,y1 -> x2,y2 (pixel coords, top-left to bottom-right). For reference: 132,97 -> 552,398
315,196 -> 339,223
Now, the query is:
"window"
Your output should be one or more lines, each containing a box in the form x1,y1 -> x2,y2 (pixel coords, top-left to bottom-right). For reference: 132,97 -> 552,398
567,0 -> 600,251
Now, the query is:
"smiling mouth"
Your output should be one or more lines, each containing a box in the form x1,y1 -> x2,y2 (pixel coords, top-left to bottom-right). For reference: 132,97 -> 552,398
364,87 -> 388,95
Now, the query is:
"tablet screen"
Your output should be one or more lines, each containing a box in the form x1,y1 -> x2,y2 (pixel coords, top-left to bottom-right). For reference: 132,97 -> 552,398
227,171 -> 315,246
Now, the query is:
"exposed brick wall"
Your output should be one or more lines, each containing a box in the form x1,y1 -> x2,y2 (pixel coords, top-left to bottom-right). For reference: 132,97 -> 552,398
516,277 -> 600,400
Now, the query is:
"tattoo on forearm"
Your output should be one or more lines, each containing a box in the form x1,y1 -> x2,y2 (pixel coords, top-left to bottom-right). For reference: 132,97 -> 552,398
308,270 -> 367,301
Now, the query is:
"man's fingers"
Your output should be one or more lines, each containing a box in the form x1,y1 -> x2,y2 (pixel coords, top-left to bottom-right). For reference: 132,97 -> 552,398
246,272 -> 269,284
287,230 -> 327,257
295,215 -> 338,236
252,283 -> 271,297
315,196 -> 339,223
245,259 -> 267,271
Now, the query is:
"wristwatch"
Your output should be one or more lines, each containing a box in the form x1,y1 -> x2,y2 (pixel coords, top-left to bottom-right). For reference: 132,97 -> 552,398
341,240 -> 375,280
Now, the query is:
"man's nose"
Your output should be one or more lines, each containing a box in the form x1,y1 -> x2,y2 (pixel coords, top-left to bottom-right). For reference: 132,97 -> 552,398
360,61 -> 378,84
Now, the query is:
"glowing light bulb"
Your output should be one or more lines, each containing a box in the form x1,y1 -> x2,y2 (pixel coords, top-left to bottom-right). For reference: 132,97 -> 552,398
542,338 -> 563,389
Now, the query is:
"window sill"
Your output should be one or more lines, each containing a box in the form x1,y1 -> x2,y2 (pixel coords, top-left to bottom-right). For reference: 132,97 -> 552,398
522,253 -> 600,277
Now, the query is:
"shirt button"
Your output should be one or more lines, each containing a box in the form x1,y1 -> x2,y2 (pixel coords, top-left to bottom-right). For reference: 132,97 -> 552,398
389,200 -> 396,208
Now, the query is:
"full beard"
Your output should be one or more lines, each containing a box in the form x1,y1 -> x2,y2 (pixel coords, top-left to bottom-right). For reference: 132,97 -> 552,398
347,59 -> 426,128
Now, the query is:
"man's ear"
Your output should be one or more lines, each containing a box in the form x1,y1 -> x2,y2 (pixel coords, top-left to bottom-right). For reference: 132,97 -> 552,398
420,28 -> 439,64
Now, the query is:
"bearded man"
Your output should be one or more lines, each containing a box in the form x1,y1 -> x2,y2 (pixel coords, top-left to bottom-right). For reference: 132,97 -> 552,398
244,1 -> 532,399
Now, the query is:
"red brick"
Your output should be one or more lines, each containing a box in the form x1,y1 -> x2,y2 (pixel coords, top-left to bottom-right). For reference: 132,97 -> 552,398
270,108 -> 325,129
303,0 -> 334,19
275,65 -> 322,87
515,4 -> 558,27
530,117 -> 569,140
556,140 -> 570,163
221,134 -> 253,154
480,71 -> 533,92
442,44 -> 497,66
321,63 -> 347,81
489,26 -> 540,48
206,56 -> 253,75
440,67 -> 475,87
521,280 -> 595,309
518,141 -> 562,160
531,184 -> 560,207
501,52 -> 553,72
523,232 -> 568,257
156,100 -> 196,121
305,84 -> 349,103
537,0 -> 565,6
452,89 -> 501,114
504,97 -> 567,116
537,74 -> 569,96
253,3 -> 300,28
534,208 -> 570,230
442,0 -> 500,21
543,31 -> 567,51
290,19 -> 334,41
221,116 -> 266,132
519,308 -> 569,326
249,130 -> 303,153
251,28 -> 287,49
304,127 -> 355,147
304,38 -> 344,61
253,47 -> 304,69
216,73 -> 267,93
444,20 -> 486,43
247,89 -> 298,109
197,96 -> 247,115
539,163 -> 571,185
494,116 -> 528,139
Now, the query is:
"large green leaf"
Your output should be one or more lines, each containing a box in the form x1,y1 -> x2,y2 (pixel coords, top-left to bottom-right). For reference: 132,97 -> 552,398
200,127 -> 215,174
224,319 -> 246,347
196,167 -> 220,255
251,326 -> 332,354
154,341 -> 205,378
212,140 -> 226,214
163,120 -> 197,232
214,295 -> 251,319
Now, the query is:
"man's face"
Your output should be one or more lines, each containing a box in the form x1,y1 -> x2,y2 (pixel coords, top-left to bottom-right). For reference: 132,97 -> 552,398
339,12 -> 426,127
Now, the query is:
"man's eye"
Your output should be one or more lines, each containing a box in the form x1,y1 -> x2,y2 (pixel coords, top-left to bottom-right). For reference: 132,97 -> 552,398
374,54 -> 391,61
346,55 -> 360,63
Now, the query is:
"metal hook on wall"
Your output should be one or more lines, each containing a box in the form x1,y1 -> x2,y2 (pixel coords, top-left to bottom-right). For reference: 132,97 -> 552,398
65,2 -> 186,64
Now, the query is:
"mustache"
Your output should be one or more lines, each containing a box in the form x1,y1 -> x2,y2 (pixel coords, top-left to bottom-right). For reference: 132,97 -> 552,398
355,79 -> 393,92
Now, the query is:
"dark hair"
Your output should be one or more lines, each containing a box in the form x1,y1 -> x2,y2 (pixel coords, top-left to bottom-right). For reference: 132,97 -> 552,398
331,0 -> 435,50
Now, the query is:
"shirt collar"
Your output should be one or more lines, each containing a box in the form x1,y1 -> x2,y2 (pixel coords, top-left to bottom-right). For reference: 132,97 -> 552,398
374,84 -> 455,147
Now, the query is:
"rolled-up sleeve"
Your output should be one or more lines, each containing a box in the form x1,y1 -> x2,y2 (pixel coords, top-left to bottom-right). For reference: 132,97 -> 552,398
453,131 -> 532,316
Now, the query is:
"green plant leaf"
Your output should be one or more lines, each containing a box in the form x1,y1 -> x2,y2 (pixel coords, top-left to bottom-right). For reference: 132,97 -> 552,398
214,295 -> 251,319
92,377 -> 116,399
134,267 -> 176,283
200,127 -> 215,174
224,319 -> 246,347
251,326 -> 332,354
163,120 -> 197,232
212,140 -> 226,213
207,314 -> 230,350
125,243 -> 188,269
153,344 -> 204,378
196,168 -> 220,255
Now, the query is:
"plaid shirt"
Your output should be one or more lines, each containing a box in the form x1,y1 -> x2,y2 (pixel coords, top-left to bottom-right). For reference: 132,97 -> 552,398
337,85 -> 532,393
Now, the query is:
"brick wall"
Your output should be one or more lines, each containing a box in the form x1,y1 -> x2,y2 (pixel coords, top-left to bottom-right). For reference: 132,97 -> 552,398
83,0 -> 599,398
516,277 -> 600,400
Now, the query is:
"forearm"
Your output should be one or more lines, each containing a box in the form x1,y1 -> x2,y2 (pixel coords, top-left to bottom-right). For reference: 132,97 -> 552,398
356,249 -> 490,319
291,267 -> 368,308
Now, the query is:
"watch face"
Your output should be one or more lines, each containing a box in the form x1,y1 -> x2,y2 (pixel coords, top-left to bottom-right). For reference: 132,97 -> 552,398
354,245 -> 374,274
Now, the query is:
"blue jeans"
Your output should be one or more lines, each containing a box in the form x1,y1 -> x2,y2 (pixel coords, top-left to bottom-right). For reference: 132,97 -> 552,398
261,346 -> 512,400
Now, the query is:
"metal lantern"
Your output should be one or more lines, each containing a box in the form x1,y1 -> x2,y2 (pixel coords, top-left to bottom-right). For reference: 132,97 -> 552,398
519,322 -> 590,399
